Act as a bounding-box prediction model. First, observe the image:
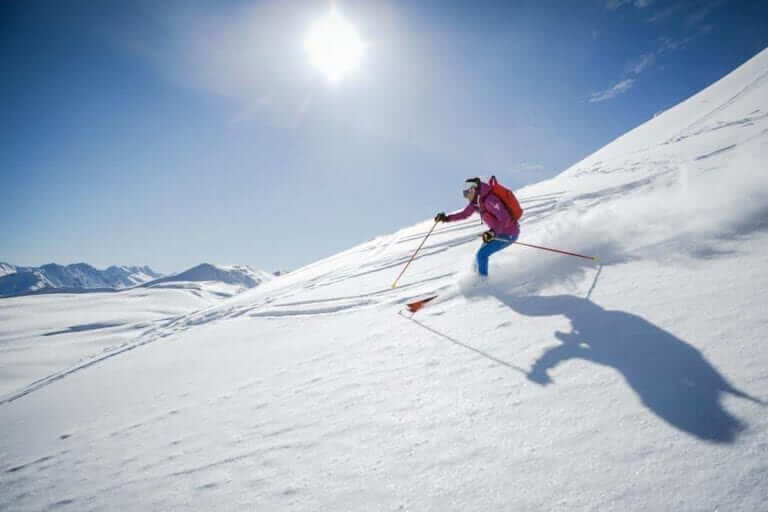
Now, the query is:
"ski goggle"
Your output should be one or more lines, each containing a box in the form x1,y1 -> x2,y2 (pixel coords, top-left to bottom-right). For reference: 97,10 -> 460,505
462,185 -> 477,198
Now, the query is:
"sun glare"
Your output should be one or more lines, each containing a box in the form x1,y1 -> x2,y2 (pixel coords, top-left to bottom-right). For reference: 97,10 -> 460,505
304,8 -> 364,83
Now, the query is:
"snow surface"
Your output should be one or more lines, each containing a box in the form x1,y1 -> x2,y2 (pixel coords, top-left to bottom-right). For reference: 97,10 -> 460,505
0,283 -> 246,397
0,264 -> 272,396
1,49 -> 767,511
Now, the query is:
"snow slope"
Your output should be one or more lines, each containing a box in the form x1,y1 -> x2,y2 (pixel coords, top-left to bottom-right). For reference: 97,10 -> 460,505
0,284 -> 246,397
0,49 -> 767,511
0,263 -> 274,396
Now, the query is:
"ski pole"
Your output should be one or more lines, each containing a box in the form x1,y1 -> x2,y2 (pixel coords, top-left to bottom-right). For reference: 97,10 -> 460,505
392,220 -> 439,288
513,241 -> 599,262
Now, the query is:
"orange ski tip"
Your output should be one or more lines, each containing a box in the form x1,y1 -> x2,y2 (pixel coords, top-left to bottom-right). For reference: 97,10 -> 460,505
405,295 -> 438,313
407,301 -> 425,313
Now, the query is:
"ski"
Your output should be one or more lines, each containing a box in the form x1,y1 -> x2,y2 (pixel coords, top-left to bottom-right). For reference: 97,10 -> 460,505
405,295 -> 438,313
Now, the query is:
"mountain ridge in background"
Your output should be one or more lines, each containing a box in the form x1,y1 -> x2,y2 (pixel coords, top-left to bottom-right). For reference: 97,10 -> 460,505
0,263 -> 162,297
0,262 -> 274,297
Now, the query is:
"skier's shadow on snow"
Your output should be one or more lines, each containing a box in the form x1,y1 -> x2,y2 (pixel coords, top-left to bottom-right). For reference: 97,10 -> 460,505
493,292 -> 762,443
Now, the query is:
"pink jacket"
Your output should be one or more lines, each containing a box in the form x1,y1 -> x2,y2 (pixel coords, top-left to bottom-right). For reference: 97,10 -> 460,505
445,182 -> 520,236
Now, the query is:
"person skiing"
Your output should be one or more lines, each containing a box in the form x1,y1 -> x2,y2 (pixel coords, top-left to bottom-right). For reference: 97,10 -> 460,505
434,177 -> 520,278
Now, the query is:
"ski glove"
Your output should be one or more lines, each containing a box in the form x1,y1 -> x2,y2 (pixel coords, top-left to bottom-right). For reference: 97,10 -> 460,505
482,230 -> 496,243
434,212 -> 448,223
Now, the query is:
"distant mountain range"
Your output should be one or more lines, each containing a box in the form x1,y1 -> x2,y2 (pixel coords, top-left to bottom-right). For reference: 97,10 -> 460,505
0,263 -> 162,297
0,262 -> 275,298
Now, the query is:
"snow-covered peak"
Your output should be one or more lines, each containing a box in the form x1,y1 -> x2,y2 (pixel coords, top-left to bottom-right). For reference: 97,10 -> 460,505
143,263 -> 272,290
0,263 -> 17,278
103,265 -> 163,288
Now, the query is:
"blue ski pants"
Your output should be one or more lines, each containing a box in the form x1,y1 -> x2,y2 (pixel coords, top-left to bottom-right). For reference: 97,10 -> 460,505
476,234 -> 518,276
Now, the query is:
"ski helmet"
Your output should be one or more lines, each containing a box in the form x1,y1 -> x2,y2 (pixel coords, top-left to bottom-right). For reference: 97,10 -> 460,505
463,177 -> 480,198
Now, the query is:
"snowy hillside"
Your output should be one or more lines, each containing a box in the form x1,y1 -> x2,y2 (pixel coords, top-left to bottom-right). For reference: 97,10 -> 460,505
1,49 -> 767,511
0,264 -> 273,395
0,284 -> 239,397
0,263 -> 162,297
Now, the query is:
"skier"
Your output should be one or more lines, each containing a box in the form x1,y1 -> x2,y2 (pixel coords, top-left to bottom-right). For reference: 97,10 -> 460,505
434,177 -> 520,278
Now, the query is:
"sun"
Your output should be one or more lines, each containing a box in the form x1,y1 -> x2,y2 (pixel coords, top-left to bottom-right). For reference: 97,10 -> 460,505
304,8 -> 364,83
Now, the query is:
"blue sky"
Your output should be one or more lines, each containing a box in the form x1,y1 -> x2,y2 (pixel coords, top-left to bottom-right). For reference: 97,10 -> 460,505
2,0 -> 767,274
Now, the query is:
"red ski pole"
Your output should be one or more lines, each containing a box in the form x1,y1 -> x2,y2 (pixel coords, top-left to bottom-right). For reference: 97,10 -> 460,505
513,241 -> 599,262
392,221 -> 439,288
